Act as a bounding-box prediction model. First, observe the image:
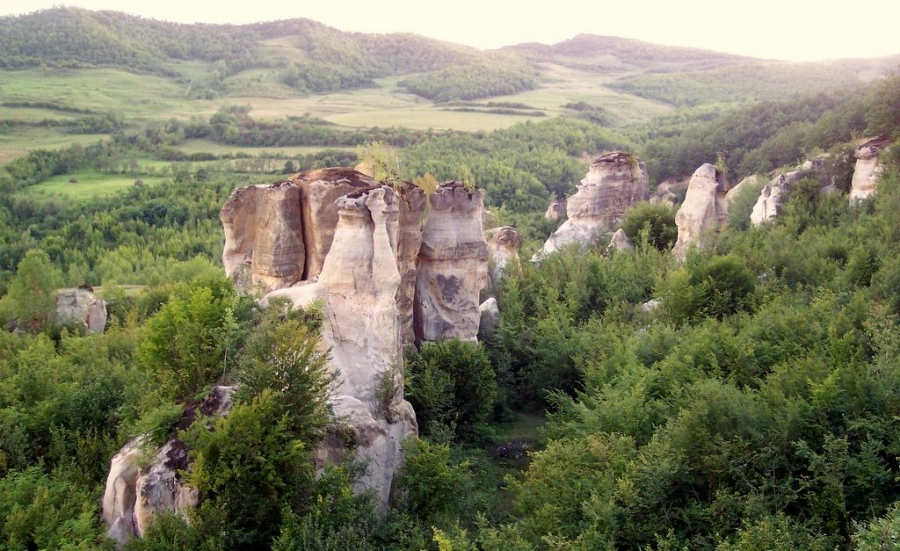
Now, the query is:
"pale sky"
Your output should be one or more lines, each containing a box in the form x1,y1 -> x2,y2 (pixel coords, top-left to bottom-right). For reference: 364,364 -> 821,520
3,0 -> 900,62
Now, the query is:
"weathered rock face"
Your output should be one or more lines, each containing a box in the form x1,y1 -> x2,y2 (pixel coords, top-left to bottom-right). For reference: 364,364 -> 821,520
102,386 -> 233,547
650,178 -> 688,207
544,198 -> 567,221
395,185 -> 427,346
220,182 -> 307,294
296,168 -> 374,279
485,226 -> 522,289
54,288 -> 107,334
251,182 -> 306,291
672,164 -> 729,260
414,183 -> 489,343
850,140 -> 885,201
220,169 -> 374,295
749,183 -> 784,226
535,151 -> 649,259
749,171 -> 804,226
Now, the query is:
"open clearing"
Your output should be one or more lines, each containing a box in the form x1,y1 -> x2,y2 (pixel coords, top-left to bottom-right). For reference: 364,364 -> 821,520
23,172 -> 168,201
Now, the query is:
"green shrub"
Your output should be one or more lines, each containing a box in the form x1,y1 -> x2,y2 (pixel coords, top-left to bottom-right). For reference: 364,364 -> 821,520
405,340 -> 497,441
621,202 -> 678,251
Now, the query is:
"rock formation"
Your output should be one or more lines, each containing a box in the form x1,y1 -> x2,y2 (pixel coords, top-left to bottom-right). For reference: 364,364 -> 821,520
54,288 -> 107,334
535,152 -> 649,259
296,169 -> 374,279
220,181 -> 306,294
672,163 -> 729,260
414,183 -> 489,343
544,198 -> 567,221
220,169 -> 373,295
265,186 -> 417,511
102,386 -> 233,547
485,225 -> 523,289
749,171 -> 804,226
395,186 -> 428,345
650,178 -> 688,207
479,297 -> 500,334
850,138 -> 888,201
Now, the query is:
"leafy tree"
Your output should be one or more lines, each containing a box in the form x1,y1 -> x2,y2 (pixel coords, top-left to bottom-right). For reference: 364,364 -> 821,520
620,202 -> 678,250
405,340 -> 497,441
0,249 -> 63,331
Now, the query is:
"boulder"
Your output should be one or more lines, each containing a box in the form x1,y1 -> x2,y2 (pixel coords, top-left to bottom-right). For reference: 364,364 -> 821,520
607,228 -> 634,253
535,151 -> 648,259
54,288 -> 107,334
102,386 -> 234,547
415,183 -> 489,342
672,164 -> 729,260
544,198 -> 567,221
485,225 -> 523,289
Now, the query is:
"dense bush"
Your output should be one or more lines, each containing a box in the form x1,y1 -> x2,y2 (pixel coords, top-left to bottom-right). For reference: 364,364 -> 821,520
405,340 -> 497,441
620,202 -> 678,250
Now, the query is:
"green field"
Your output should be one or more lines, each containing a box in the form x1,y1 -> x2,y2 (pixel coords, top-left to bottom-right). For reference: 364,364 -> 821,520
23,171 -> 168,201
175,139 -> 355,157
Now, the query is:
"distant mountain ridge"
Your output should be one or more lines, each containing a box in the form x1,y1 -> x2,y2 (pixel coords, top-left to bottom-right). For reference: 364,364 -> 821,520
0,7 -> 896,105
502,34 -> 750,71
0,7 -> 751,76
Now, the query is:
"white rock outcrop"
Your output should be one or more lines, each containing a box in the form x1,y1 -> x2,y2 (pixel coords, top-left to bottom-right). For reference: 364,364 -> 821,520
850,140 -> 885,201
479,297 -> 500,334
749,171 -> 804,226
650,178 -> 688,207
220,169 -> 373,295
266,186 -> 417,511
535,151 -> 649,259
54,288 -> 107,334
102,386 -> 233,547
672,164 -> 729,260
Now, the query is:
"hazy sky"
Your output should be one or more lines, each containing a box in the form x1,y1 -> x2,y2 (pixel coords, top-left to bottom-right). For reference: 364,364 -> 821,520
4,0 -> 900,62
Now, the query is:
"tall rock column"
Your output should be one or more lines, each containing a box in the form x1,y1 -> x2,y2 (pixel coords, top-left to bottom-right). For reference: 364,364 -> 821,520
414,183 -> 489,342
672,163 -> 729,260
266,186 -> 417,511
395,184 -> 427,347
